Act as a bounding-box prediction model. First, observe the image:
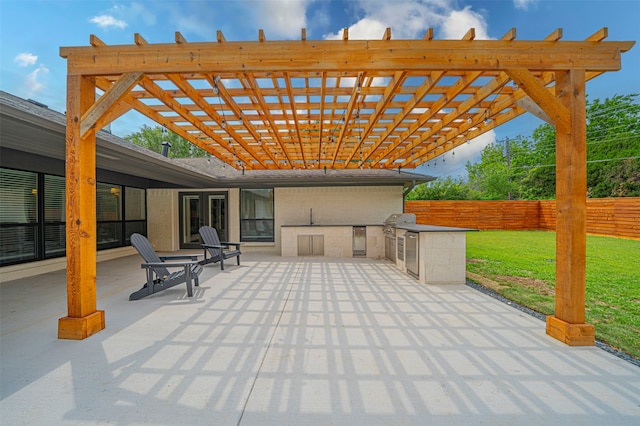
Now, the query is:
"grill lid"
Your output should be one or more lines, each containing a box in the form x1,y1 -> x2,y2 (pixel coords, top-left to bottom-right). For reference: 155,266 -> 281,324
384,213 -> 416,227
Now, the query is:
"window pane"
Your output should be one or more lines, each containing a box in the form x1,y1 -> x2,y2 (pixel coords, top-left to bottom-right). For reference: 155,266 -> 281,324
125,221 -> 146,244
44,224 -> 66,257
97,183 -> 122,221
97,222 -> 122,249
44,175 -> 65,222
0,168 -> 37,224
0,225 -> 37,265
0,169 -> 38,265
125,187 -> 146,220
240,188 -> 274,242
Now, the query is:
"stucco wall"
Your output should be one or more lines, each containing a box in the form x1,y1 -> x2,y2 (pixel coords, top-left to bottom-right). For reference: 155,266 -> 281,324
274,186 -> 403,254
147,185 -> 404,254
147,189 -> 179,251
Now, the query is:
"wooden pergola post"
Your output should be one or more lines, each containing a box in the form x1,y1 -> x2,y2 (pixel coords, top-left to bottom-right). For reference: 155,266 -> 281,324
546,69 -> 595,345
58,75 -> 105,340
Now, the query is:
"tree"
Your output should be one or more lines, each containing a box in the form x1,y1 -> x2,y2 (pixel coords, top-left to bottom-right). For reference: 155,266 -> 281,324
464,93 -> 640,200
406,176 -> 478,200
518,124 -> 556,199
125,125 -> 208,158
521,94 -> 640,198
466,139 -> 523,200
585,94 -> 640,197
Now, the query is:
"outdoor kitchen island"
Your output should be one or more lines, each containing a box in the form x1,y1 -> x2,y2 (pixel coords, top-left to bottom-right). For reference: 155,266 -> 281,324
394,224 -> 477,285
280,224 -> 385,259
281,220 -> 476,285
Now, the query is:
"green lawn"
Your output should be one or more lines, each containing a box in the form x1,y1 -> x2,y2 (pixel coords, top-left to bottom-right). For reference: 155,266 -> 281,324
465,230 -> 640,360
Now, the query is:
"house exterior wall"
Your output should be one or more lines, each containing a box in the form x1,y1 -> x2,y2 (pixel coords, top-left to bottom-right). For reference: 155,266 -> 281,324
274,186 -> 403,254
147,185 -> 404,254
281,225 -> 385,258
147,187 -> 240,252
147,189 -> 179,251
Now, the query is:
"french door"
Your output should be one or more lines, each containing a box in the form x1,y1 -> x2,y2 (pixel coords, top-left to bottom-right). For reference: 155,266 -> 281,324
179,192 -> 228,249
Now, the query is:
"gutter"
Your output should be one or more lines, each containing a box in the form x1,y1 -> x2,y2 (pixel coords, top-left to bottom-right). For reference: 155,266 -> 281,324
403,179 -> 417,198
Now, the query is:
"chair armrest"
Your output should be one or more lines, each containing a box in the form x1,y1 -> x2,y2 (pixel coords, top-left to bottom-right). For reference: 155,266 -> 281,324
141,260 -> 200,268
221,242 -> 242,248
159,254 -> 200,261
201,244 -> 226,250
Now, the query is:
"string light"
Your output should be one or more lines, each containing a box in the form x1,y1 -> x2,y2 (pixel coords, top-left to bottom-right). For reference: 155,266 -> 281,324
484,111 -> 492,125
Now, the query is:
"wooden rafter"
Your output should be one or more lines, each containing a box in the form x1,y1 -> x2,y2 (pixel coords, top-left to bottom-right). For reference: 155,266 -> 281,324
58,28 -> 633,170
394,72 -> 509,167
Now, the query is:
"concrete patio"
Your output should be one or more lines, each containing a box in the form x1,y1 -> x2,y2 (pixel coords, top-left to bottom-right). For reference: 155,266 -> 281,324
1,253 -> 639,425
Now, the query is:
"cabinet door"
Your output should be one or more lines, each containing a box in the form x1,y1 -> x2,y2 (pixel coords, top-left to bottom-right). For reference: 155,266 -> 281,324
297,234 -> 324,256
311,235 -> 324,256
297,235 -> 311,256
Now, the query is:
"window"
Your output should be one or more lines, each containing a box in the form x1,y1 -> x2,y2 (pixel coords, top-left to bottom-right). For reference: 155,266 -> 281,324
0,169 -> 38,264
125,186 -> 146,244
44,175 -> 66,257
0,167 -> 147,266
97,183 -> 122,249
240,188 -> 274,242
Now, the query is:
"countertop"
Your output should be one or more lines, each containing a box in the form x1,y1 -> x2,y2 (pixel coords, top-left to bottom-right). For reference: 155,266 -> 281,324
281,224 -> 476,232
395,224 -> 478,232
281,224 -> 383,227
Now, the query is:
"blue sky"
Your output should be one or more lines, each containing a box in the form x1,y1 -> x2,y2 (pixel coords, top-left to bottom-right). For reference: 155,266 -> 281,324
1,0 -> 638,178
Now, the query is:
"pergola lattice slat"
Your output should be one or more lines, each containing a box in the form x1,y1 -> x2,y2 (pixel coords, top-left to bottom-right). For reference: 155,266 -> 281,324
61,31 -> 632,171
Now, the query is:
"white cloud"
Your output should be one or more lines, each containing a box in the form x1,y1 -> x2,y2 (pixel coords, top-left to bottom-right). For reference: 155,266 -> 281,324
251,0 -> 312,39
324,17 -> 388,40
24,64 -> 49,95
323,1 -> 493,42
441,6 -> 492,40
89,15 -> 127,29
514,0 -> 537,11
14,53 -> 38,67
325,0 -> 446,40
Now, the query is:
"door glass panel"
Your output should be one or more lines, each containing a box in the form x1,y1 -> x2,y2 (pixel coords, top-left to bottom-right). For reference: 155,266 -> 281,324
182,195 -> 201,245
208,194 -> 227,241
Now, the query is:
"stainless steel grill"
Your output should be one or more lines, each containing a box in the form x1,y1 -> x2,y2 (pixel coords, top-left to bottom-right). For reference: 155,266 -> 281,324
383,213 -> 416,261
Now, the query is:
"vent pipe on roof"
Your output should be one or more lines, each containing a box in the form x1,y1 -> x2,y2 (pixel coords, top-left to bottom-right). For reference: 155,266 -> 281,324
27,99 -> 48,108
161,141 -> 171,157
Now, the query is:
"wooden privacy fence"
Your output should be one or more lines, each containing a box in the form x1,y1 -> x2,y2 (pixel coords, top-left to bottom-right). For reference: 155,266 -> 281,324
405,198 -> 640,240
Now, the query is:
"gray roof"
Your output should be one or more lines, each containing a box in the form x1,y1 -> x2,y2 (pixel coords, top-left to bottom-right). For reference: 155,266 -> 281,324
1,91 -> 433,188
174,157 -> 433,188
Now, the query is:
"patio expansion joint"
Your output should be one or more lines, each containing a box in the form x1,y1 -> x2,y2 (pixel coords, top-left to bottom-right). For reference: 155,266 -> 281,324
235,260 -> 304,425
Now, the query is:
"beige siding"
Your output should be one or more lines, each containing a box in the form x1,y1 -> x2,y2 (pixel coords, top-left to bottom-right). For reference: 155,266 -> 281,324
274,186 -> 403,254
146,185 -> 404,254
147,189 -> 179,251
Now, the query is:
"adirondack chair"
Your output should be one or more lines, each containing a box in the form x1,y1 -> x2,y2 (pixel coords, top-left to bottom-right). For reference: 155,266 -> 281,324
129,233 -> 203,301
198,226 -> 242,270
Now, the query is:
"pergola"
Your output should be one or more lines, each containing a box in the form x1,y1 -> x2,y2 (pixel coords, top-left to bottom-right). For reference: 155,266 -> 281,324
58,27 -> 633,344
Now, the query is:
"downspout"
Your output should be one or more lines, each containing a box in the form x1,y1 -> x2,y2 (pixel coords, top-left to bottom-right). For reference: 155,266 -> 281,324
403,179 -> 417,198
402,180 -> 417,213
